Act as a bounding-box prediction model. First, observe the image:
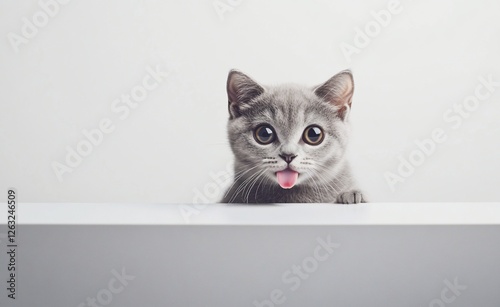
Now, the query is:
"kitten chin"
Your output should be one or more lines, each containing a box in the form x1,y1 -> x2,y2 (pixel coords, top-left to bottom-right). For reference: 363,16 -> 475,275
221,69 -> 366,204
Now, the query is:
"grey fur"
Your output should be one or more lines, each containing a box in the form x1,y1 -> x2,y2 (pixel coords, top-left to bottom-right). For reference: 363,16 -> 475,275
221,70 -> 365,204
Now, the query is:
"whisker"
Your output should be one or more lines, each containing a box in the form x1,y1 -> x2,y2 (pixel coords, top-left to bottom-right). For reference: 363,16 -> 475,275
228,169 -> 263,203
254,171 -> 270,201
223,164 -> 260,199
245,169 -> 267,203
314,168 -> 343,195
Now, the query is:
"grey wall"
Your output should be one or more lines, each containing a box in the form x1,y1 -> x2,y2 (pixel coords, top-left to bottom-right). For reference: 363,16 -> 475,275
1,0 -> 500,203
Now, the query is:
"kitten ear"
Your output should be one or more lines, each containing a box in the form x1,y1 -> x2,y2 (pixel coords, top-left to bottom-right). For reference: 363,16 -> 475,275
314,70 -> 354,120
227,70 -> 264,119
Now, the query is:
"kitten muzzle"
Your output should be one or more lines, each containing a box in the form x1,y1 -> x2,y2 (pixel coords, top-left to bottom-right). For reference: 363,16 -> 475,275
276,169 -> 299,189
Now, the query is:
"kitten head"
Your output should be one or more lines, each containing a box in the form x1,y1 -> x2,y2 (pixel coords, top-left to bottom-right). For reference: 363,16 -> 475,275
226,69 -> 354,189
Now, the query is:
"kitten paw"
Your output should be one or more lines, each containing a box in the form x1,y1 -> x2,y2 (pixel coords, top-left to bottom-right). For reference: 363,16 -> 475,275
336,190 -> 365,204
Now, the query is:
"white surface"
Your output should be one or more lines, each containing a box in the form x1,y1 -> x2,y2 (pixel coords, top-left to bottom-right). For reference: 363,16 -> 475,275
2,202 -> 500,225
1,213 -> 499,306
1,1 -> 500,203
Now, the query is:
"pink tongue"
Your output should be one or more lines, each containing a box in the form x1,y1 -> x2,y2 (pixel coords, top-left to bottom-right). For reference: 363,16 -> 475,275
276,169 -> 299,189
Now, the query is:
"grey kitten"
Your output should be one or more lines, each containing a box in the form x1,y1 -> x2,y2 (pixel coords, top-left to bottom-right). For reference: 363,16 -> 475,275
220,69 -> 365,204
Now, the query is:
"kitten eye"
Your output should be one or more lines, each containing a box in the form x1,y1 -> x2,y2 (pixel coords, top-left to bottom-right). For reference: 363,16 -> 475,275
254,124 -> 276,145
303,125 -> 324,145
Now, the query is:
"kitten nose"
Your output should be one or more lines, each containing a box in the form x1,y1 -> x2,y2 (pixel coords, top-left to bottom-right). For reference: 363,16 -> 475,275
279,154 -> 297,164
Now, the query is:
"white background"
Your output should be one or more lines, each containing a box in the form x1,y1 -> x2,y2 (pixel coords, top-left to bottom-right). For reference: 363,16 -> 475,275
1,0 -> 499,203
